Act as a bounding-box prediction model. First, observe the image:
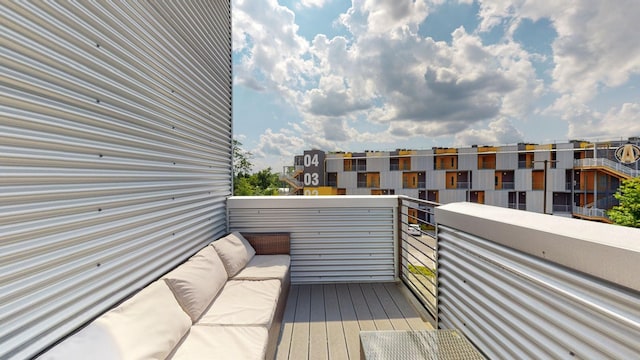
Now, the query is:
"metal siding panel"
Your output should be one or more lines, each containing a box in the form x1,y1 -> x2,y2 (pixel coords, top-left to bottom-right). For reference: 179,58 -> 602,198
339,171 -> 357,188
366,156 -> 386,172
548,168 -> 567,192
380,171 -> 400,189
458,152 -> 476,171
556,144 -> 575,169
228,197 -> 396,284
515,169 -> 531,190
429,171 -> 445,189
439,190 -> 466,204
528,191 -> 544,213
437,226 -> 640,359
0,2 -> 231,358
496,147 -> 518,169
474,170 -> 494,190
326,154 -> 341,172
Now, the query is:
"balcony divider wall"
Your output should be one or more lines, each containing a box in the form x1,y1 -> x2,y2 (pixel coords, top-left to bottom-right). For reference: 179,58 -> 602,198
436,203 -> 640,359
228,196 -> 398,284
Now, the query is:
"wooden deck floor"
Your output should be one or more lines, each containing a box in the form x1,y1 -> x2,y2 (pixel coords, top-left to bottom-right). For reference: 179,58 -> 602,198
275,282 -> 432,360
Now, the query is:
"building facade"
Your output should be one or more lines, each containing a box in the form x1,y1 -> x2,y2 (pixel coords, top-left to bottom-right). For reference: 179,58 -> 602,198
283,139 -> 640,222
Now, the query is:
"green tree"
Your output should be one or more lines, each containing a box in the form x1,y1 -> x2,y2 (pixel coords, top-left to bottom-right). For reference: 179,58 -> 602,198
249,168 -> 280,195
607,177 -> 640,227
233,139 -> 252,177
232,140 -> 281,196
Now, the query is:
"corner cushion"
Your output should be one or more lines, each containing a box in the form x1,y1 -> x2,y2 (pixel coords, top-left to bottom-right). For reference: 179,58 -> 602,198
232,255 -> 290,282
163,246 -> 228,322
211,232 -> 256,277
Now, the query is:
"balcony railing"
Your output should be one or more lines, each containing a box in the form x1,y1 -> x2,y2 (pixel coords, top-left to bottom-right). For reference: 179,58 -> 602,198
575,158 -> 640,178
552,204 -> 572,213
508,202 -> 527,210
496,181 -> 515,190
226,196 -> 640,359
518,160 -> 533,169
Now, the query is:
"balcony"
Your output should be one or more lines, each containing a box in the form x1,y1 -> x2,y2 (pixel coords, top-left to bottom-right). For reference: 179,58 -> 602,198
496,181 -> 515,190
228,196 -> 640,359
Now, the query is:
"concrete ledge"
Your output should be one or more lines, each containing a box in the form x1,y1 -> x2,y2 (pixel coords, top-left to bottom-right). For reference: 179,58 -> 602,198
435,202 -> 640,292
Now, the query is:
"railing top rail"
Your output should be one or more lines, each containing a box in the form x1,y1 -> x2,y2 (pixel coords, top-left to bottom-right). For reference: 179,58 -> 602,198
574,158 -> 640,177
398,195 -> 441,208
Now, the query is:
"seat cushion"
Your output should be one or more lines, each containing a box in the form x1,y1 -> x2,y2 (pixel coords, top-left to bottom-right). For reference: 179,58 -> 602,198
163,246 -> 228,322
43,280 -> 191,360
168,325 -> 268,360
197,279 -> 280,327
211,232 -> 256,277
232,255 -> 290,283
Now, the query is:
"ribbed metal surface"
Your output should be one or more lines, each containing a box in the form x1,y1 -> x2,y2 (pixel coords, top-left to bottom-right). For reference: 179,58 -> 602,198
0,1 -> 231,359
228,196 -> 397,284
437,225 -> 640,359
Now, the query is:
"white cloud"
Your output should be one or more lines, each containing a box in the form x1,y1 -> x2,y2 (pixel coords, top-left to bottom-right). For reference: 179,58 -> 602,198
232,0 -> 314,95
567,103 -> 640,139
454,118 -> 524,146
299,0 -> 328,9
254,128 -> 306,159
339,0 -> 431,37
477,0 -> 640,103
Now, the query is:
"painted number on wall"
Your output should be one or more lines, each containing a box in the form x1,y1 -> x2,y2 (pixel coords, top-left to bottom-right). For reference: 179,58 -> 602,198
303,172 -> 319,186
304,189 -> 319,196
304,153 -> 319,167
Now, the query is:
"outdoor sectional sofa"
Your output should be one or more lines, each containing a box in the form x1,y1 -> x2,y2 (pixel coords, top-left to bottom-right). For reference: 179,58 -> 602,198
40,232 -> 291,360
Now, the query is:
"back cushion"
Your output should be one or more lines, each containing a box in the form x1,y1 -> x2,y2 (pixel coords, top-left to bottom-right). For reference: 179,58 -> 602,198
164,246 -> 228,322
211,232 -> 256,277
97,280 -> 191,360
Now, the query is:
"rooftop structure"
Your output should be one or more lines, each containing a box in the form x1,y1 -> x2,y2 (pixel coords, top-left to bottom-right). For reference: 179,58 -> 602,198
284,141 -> 640,223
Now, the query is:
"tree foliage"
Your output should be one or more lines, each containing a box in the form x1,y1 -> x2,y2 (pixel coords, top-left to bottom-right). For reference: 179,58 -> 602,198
607,177 -> 640,227
233,139 -> 252,178
232,139 -> 281,196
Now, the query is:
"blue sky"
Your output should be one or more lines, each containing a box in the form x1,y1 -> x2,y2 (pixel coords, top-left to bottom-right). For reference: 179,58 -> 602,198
232,0 -> 640,171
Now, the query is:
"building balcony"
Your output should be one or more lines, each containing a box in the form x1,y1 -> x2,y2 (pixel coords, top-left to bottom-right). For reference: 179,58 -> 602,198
228,196 -> 640,359
496,181 -> 515,190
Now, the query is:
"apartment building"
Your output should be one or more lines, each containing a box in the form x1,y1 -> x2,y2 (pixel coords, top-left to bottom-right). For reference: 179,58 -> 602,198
282,139 -> 640,223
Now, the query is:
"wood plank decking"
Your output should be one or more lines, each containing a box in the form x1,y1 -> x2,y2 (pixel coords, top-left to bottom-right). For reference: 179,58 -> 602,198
276,282 -> 432,360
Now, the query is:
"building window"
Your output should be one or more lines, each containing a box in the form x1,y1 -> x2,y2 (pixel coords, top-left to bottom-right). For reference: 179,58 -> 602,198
327,172 -> 337,187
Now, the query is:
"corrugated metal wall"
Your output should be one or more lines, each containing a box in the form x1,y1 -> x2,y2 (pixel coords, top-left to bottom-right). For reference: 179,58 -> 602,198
0,1 -> 232,358
228,196 -> 397,284
438,225 -> 640,359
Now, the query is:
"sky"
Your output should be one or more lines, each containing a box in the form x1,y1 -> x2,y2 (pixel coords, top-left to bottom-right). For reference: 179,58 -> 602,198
232,0 -> 640,172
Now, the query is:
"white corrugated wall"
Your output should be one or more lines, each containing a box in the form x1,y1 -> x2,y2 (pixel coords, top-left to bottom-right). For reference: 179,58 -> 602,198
438,225 -> 640,359
228,196 -> 398,284
0,1 -> 231,358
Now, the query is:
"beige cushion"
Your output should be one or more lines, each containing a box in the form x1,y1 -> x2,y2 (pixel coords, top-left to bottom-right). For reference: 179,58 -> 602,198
232,255 -> 290,282
97,280 -> 191,360
38,321 -> 120,360
211,232 -> 256,277
198,279 -> 280,326
168,325 -> 268,360
163,246 -> 228,322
